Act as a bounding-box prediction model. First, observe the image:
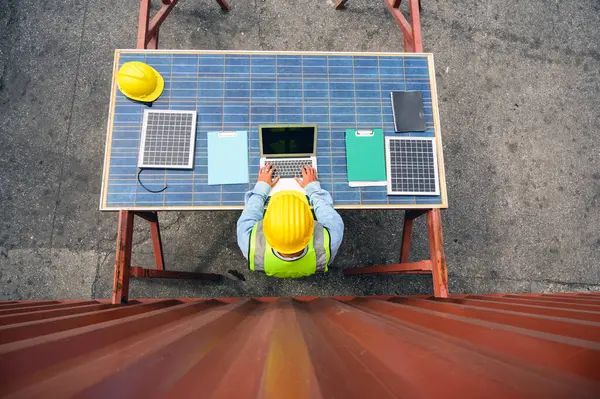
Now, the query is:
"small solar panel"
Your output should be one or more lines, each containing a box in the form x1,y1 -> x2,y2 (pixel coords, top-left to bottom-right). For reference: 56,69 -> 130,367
138,110 -> 197,169
385,137 -> 440,196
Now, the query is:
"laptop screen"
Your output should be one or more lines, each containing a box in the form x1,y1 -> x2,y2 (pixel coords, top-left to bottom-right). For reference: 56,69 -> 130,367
260,125 -> 316,157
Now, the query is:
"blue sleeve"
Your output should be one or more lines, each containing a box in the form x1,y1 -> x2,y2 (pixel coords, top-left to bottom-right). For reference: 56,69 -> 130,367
305,182 -> 344,262
236,182 -> 271,259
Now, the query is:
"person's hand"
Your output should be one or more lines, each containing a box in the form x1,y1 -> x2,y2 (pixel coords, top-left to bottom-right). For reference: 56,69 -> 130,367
295,165 -> 318,188
258,164 -> 280,187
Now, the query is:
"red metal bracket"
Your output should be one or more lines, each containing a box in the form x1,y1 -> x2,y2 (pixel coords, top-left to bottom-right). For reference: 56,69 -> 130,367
112,211 -> 222,304
337,0 -> 423,52
344,260 -> 432,275
344,209 -> 449,298
137,0 -> 230,50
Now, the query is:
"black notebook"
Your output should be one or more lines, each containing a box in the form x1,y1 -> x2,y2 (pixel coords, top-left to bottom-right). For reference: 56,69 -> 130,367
390,91 -> 426,132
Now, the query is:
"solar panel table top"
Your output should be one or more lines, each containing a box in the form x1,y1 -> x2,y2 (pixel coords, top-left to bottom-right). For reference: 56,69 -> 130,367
101,50 -> 447,210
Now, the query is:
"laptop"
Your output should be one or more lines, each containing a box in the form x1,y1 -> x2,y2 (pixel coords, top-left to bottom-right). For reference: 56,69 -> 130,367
259,124 -> 318,195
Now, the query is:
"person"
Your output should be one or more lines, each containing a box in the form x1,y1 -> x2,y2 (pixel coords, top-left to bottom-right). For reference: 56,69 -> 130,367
237,164 -> 344,278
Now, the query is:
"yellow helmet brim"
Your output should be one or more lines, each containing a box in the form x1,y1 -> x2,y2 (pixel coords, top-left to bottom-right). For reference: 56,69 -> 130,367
269,189 -> 310,205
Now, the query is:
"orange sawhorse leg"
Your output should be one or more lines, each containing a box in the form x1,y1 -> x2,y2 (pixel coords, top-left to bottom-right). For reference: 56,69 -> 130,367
137,0 -> 230,50
343,209 -> 449,298
337,0 -> 423,52
134,212 -> 165,271
427,209 -> 448,298
400,209 -> 427,263
112,211 -> 134,304
112,210 -> 222,304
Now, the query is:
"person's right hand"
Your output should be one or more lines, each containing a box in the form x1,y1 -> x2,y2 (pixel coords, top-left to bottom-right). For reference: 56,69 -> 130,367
295,165 -> 318,188
258,164 -> 280,187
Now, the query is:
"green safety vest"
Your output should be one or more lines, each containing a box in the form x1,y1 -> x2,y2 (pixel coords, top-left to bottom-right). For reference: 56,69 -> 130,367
249,221 -> 331,278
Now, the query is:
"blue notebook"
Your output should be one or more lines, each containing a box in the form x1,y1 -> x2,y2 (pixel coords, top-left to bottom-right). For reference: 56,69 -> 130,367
207,131 -> 249,185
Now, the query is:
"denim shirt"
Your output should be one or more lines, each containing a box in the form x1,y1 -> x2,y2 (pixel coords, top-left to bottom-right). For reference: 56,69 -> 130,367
236,181 -> 344,263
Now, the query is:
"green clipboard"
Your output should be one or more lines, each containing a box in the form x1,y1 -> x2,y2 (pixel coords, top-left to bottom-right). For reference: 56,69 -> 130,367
345,128 -> 386,182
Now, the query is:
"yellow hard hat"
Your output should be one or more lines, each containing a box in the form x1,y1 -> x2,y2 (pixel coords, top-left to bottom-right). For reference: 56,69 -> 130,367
117,61 -> 164,102
263,190 -> 314,254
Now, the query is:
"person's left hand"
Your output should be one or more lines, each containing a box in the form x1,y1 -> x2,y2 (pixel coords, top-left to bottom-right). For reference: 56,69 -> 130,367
257,164 -> 280,187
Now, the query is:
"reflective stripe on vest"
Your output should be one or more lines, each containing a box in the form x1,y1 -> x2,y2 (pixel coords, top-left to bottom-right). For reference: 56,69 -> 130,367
252,222 -> 266,272
313,226 -> 327,273
249,220 -> 330,277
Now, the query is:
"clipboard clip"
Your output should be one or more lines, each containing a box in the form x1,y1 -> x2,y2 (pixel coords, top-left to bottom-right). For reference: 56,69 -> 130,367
355,129 -> 374,137
218,131 -> 237,138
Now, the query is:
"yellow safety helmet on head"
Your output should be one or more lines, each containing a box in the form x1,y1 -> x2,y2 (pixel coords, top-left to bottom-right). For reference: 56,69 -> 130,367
117,61 -> 164,102
263,190 -> 314,255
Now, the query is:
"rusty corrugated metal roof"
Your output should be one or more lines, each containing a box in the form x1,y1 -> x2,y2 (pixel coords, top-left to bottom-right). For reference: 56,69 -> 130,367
1,293 -> 599,398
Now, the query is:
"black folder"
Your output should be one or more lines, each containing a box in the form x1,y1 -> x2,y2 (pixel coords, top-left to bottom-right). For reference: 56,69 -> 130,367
390,91 -> 426,132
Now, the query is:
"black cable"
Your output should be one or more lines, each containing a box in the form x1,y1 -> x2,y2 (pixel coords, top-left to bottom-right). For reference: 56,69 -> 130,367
137,168 -> 168,193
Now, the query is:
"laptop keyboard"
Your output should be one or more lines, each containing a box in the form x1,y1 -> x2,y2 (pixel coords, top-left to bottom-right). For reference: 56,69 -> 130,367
268,159 -> 313,178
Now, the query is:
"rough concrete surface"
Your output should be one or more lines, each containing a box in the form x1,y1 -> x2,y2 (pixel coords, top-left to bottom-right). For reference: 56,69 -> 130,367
0,0 -> 599,300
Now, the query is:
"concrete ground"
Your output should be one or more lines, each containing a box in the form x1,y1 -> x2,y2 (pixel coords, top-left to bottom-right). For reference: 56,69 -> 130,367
0,0 -> 599,300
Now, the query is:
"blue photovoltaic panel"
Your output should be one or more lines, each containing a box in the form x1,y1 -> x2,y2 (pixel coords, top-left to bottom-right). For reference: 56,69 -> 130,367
101,50 -> 445,210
